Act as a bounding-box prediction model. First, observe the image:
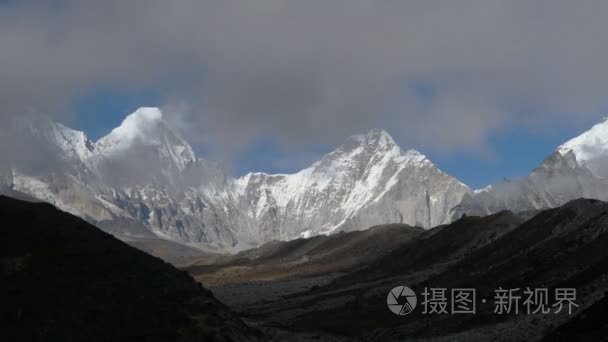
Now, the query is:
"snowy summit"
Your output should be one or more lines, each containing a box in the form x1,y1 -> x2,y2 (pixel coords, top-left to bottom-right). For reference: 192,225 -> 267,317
557,116 -> 608,177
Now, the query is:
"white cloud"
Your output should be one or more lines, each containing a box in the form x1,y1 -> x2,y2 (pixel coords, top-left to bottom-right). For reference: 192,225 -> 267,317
1,0 -> 608,161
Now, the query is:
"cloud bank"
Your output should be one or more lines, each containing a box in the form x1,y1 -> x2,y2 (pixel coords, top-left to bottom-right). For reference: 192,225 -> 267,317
2,0 -> 608,158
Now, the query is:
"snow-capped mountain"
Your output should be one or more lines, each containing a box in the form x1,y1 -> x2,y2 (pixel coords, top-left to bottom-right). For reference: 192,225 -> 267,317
232,129 -> 469,240
451,117 -> 608,219
557,117 -> 608,177
96,107 -> 196,181
0,108 -> 470,251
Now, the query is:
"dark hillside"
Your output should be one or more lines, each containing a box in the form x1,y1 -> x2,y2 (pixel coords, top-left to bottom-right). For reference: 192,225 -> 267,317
0,196 -> 265,342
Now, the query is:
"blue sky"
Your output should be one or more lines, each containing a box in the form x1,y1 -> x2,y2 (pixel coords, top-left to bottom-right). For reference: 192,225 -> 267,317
422,119 -> 602,188
71,88 -> 604,189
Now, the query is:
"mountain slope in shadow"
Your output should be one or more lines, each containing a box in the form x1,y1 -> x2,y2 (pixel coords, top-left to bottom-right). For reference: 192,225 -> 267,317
0,196 -> 265,342
295,198 -> 608,341
187,223 -> 424,286
191,199 -> 608,341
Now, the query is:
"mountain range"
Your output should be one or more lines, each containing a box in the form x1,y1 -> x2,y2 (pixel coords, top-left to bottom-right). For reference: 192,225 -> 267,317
2,107 -> 608,251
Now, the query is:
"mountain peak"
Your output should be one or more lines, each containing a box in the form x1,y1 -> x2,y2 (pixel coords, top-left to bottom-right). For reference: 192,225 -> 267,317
308,129 -> 432,180
365,128 -> 391,137
335,129 -> 398,157
354,128 -> 396,147
131,106 -> 163,119
97,107 -> 167,151
110,107 -> 163,139
94,107 -> 196,172
557,115 -> 608,177
558,115 -> 608,155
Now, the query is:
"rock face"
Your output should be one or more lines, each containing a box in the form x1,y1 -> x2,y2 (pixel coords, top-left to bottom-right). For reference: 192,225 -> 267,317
451,117 -> 608,219
0,108 -> 469,251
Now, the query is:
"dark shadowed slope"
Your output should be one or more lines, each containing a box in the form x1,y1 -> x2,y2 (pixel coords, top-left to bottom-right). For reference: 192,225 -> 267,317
0,196 -> 265,342
542,295 -> 608,342
293,199 -> 608,341
339,210 -> 525,284
187,223 -> 424,286
124,236 -> 212,266
193,199 -> 608,341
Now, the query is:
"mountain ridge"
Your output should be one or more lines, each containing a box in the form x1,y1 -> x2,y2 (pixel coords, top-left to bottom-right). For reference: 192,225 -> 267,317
5,107 -> 608,252
0,108 -> 470,251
